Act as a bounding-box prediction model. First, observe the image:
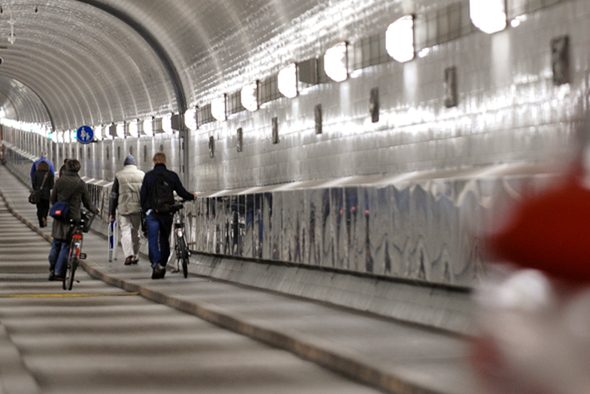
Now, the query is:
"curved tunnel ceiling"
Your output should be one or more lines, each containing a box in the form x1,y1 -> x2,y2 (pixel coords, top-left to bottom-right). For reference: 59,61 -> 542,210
0,74 -> 52,126
0,0 -> 402,132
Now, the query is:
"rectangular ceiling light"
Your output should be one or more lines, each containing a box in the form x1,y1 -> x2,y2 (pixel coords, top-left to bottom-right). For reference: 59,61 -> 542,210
116,123 -> 125,138
241,82 -> 258,112
278,63 -> 298,98
184,107 -> 198,130
162,113 -> 173,134
324,42 -> 348,82
142,117 -> 154,137
128,119 -> 139,138
386,15 -> 415,63
469,0 -> 506,34
211,95 -> 227,121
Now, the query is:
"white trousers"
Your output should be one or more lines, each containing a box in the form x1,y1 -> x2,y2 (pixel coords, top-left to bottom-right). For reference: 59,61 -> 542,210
119,213 -> 142,258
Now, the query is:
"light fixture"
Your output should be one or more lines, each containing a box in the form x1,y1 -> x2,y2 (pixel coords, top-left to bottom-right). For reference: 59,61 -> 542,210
128,119 -> 139,138
386,15 -> 415,63
278,63 -> 298,98
116,123 -> 125,139
469,0 -> 506,34
162,113 -> 173,135
94,125 -> 102,140
241,82 -> 258,112
184,107 -> 197,130
143,117 -> 154,137
324,42 -> 348,82
211,95 -> 226,121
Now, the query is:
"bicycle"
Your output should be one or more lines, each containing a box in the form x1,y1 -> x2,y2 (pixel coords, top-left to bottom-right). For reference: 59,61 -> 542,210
63,209 -> 95,290
170,200 -> 190,278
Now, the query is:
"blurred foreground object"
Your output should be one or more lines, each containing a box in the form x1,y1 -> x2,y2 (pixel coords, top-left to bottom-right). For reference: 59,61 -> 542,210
489,173 -> 590,283
472,172 -> 590,394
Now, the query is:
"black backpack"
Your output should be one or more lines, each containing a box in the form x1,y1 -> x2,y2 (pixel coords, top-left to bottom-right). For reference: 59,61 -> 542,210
152,172 -> 175,213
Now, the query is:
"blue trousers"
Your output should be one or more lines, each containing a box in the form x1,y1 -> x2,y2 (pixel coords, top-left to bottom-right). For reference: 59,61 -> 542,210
49,239 -> 70,276
146,213 -> 173,268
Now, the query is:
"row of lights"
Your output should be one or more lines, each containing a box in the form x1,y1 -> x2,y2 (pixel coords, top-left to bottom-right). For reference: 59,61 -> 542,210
3,0 -> 507,140
187,0 -> 506,124
198,13 -> 416,124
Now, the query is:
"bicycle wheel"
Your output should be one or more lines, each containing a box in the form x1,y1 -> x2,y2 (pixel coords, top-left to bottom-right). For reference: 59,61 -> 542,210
179,238 -> 189,278
64,258 -> 77,291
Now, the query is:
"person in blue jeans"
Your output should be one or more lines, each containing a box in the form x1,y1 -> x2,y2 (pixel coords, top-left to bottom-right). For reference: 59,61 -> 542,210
140,152 -> 196,279
48,159 -> 99,280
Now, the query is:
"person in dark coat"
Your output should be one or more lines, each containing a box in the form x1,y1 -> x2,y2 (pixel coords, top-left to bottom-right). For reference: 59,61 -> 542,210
30,152 -> 55,183
48,159 -> 99,281
32,160 -> 54,228
140,152 -> 196,279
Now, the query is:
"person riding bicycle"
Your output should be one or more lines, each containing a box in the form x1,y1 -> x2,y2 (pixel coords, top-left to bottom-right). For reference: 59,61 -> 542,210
48,159 -> 99,281
140,152 -> 196,280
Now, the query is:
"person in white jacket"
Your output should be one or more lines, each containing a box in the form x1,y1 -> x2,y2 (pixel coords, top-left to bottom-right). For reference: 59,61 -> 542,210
109,155 -> 145,265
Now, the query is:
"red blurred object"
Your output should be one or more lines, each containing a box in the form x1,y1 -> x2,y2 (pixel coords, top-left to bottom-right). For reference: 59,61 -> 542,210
489,174 -> 590,283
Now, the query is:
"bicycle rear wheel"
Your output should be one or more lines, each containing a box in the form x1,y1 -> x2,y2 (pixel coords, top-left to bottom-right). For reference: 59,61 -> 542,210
179,238 -> 189,278
63,258 -> 77,291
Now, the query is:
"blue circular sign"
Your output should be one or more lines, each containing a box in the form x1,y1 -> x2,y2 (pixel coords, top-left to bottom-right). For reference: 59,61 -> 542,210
76,125 -> 94,144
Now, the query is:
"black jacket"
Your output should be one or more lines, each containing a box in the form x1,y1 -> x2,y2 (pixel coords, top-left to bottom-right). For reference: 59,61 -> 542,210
50,171 -> 98,240
32,169 -> 54,200
140,164 -> 194,213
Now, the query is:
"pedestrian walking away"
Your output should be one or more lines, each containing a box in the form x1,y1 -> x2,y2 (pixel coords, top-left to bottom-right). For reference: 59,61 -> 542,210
32,160 -> 54,228
58,158 -> 68,177
30,151 -> 55,183
140,152 -> 197,280
48,159 -> 99,281
109,154 -> 145,265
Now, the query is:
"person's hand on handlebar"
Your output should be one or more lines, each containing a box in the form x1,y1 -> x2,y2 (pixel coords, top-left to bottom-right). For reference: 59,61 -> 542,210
193,192 -> 198,199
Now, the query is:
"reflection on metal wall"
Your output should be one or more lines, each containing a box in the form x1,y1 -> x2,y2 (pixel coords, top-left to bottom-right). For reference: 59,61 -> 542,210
1,134 -> 561,288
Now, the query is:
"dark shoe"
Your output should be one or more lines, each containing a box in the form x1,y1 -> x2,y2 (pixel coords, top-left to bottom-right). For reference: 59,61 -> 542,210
131,256 -> 139,265
54,275 -> 65,281
48,271 -> 56,281
151,264 -> 166,279
42,217 -> 47,227
124,256 -> 134,265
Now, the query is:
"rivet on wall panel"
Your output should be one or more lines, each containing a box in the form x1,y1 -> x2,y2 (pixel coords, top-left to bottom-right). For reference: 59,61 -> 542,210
209,136 -> 215,158
159,145 -> 164,152
551,35 -> 569,85
117,146 -> 121,160
370,88 -> 379,123
79,147 -> 83,158
237,128 -> 243,152
106,147 -> 110,161
272,117 -> 279,144
87,147 -> 91,158
315,104 -> 322,134
71,147 -> 75,157
444,66 -> 458,108
129,146 -> 133,156
143,145 -> 147,162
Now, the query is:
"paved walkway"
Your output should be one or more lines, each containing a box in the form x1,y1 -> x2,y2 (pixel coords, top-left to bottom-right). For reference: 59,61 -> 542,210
0,165 -> 480,394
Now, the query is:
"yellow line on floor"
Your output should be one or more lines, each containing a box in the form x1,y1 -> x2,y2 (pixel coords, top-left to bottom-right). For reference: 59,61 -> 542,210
0,292 -> 140,298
